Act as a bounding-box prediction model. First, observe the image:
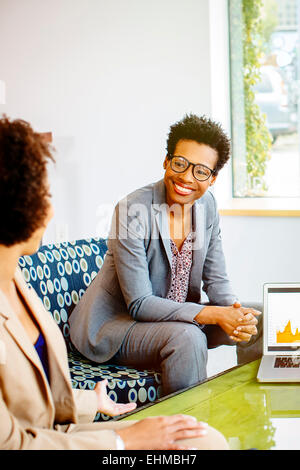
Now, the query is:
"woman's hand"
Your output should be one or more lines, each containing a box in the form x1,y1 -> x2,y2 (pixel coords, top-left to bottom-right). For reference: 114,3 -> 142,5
116,415 -> 208,450
194,302 -> 261,343
220,302 -> 261,342
94,379 -> 137,416
230,323 -> 258,342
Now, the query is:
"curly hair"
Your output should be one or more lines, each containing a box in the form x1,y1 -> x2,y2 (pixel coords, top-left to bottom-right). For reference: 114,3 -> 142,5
166,114 -> 231,175
0,115 -> 54,246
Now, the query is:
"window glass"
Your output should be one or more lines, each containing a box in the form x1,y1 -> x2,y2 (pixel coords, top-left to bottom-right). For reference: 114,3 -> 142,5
229,0 -> 300,197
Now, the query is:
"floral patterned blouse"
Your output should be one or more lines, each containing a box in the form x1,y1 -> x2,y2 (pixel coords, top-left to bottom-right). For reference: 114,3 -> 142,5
166,232 -> 193,303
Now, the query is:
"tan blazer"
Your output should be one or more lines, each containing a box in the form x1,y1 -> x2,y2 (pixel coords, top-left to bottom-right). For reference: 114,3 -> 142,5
0,268 -> 121,450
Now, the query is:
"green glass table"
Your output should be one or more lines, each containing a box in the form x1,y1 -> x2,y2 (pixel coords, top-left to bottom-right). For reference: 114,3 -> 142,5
120,360 -> 300,450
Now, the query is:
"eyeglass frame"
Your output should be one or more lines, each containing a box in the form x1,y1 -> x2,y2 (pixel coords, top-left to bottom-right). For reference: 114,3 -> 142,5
167,153 -> 216,182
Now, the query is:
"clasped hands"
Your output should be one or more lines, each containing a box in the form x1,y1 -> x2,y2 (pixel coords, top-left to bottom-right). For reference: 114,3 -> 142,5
221,301 -> 261,343
195,301 -> 261,343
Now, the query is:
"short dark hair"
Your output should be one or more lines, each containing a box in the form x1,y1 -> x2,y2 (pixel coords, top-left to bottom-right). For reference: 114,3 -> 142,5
0,115 -> 54,246
166,113 -> 231,175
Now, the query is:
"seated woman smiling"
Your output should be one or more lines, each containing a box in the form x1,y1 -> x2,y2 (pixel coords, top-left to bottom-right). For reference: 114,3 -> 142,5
70,114 -> 262,397
0,115 -> 228,450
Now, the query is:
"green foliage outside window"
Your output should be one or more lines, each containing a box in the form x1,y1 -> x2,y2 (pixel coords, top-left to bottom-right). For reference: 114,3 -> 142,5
230,0 -> 277,196
242,0 -> 273,195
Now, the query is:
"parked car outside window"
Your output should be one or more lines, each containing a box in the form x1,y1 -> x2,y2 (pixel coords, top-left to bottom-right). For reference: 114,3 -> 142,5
254,65 -> 297,142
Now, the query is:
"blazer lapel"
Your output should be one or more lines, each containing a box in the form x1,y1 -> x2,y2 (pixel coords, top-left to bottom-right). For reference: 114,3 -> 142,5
152,180 -> 172,268
14,269 -> 72,383
0,289 -> 45,375
14,268 -> 77,422
0,268 -> 77,424
188,200 -> 207,303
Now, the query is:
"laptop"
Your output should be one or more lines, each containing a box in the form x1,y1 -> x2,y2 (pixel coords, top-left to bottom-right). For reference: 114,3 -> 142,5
257,283 -> 300,382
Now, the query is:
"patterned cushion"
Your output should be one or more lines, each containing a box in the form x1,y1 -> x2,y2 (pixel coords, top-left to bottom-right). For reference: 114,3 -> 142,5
68,349 -> 162,422
18,237 -> 162,421
18,238 -> 107,350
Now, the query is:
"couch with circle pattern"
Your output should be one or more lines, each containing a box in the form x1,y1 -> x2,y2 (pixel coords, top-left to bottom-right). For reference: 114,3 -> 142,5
18,238 -> 162,421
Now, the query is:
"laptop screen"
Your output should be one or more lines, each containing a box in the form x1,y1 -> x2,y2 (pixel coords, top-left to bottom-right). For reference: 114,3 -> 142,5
265,285 -> 300,354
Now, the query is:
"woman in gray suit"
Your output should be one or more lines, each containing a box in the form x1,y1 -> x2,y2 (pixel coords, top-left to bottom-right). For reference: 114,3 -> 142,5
70,114 -> 261,397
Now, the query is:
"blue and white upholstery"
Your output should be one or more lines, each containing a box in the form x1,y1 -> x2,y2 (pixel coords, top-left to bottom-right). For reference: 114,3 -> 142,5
18,238 -> 162,421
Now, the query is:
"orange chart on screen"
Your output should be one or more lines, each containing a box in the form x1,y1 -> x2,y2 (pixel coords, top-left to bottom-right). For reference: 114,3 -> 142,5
277,320 -> 300,343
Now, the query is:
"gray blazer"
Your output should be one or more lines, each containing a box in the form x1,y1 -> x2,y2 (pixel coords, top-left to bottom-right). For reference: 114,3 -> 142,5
69,179 -> 237,362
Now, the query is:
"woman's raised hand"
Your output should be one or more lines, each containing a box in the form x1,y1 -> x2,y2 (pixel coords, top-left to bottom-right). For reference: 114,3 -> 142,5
94,379 -> 137,416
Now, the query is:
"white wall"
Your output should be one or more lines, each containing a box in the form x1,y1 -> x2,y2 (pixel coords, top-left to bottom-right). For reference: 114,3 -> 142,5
220,216 -> 300,304
0,0 -> 212,242
1,0 -> 299,307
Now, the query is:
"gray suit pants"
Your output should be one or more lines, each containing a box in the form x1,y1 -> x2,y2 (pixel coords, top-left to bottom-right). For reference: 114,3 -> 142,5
112,314 -> 263,396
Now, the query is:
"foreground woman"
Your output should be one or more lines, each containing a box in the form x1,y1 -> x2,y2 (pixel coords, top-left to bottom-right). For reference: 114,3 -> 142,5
0,115 -> 228,450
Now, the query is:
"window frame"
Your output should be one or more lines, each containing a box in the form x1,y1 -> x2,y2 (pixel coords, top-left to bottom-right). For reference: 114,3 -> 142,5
209,0 -> 300,216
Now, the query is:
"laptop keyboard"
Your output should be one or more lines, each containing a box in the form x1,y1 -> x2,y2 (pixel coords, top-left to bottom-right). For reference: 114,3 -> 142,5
275,356 -> 300,368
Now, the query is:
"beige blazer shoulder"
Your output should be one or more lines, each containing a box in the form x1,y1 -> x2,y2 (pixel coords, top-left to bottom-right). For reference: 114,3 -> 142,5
0,267 -> 119,449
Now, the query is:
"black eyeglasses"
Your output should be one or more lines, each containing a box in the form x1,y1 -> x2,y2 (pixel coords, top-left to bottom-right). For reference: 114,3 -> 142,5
167,154 -> 216,182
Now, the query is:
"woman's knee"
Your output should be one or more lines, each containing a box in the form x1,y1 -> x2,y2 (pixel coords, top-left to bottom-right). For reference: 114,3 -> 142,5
166,323 -> 208,359
182,324 -> 208,356
178,424 -> 230,450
